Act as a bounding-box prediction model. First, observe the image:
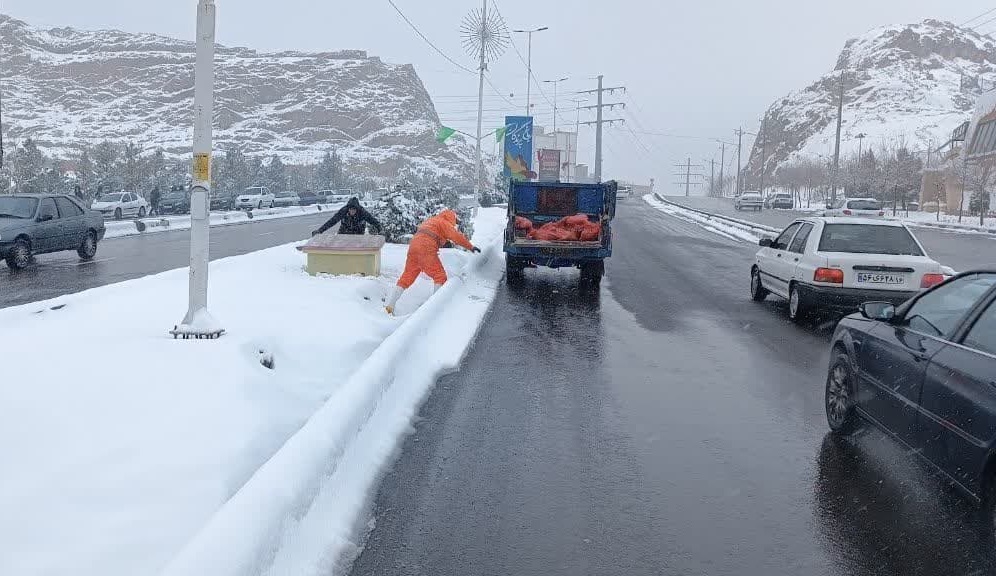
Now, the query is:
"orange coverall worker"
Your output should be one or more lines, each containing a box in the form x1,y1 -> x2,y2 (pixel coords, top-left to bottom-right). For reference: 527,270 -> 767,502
385,209 -> 480,314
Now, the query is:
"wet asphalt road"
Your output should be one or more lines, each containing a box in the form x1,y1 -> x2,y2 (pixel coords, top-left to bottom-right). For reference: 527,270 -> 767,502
0,212 -> 330,309
350,197 -> 995,576
666,195 -> 996,274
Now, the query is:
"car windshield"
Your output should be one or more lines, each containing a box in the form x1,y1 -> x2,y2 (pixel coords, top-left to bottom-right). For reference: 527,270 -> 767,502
847,199 -> 881,210
0,196 -> 39,218
818,223 -> 924,255
245,188 -> 265,195
97,193 -> 122,202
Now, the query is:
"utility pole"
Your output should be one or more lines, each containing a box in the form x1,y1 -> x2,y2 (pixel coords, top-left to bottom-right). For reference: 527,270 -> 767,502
578,76 -> 626,182
719,142 -> 726,197
473,0 -> 488,200
709,158 -> 716,197
673,158 -> 703,197
513,26 -> 549,116
172,0 -> 222,339
566,98 -> 584,182
734,128 -> 744,195
831,69 -> 846,206
759,114 -> 767,195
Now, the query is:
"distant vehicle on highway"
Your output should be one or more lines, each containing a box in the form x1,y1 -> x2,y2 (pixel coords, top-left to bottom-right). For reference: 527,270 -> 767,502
823,197 -> 885,218
317,190 -> 351,204
824,271 -> 996,540
0,194 -> 106,270
158,189 -> 191,215
91,192 -> 149,220
210,190 -> 236,211
236,186 -> 275,210
735,192 -> 764,211
765,192 -> 795,209
751,217 -> 945,323
273,191 -> 301,208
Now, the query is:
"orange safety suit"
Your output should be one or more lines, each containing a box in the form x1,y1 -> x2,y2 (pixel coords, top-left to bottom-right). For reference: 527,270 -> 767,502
397,209 -> 474,289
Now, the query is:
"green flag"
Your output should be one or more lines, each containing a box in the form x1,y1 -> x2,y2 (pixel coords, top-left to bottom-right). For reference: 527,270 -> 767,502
495,126 -> 507,143
436,126 -> 456,143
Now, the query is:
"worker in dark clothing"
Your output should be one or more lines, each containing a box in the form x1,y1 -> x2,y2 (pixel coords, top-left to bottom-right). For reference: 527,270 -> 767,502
74,185 -> 84,201
313,197 -> 382,236
149,186 -> 162,216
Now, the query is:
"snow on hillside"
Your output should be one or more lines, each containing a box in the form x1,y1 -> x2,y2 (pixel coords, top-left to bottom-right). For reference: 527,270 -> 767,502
749,19 -> 996,175
0,14 -> 474,180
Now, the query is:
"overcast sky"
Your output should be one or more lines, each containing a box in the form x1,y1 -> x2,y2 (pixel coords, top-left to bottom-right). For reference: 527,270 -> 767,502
3,1 -> 996,191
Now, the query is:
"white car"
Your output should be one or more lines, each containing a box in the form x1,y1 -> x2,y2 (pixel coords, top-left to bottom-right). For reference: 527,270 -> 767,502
735,192 -> 764,211
823,197 -> 885,218
236,187 -> 275,210
91,192 -> 149,220
750,217 -> 945,323
273,191 -> 301,207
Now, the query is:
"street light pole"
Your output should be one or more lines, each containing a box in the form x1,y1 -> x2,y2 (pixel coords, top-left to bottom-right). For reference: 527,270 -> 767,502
513,26 -> 548,116
474,0 -> 488,200
172,0 -> 222,339
543,77 -> 568,133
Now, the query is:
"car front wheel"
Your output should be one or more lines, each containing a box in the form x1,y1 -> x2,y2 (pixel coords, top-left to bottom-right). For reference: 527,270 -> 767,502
826,352 -> 858,434
78,230 -> 98,260
6,238 -> 32,270
750,267 -> 769,301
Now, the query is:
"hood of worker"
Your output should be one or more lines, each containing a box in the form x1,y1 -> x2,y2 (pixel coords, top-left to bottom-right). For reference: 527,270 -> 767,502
439,209 -> 458,225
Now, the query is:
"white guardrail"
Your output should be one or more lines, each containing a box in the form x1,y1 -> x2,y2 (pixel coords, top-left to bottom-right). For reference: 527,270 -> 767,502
652,194 -> 781,236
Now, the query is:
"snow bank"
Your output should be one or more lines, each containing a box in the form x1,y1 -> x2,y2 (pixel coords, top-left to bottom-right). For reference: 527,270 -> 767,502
102,203 -> 345,239
163,210 -> 507,576
0,208 -> 507,576
885,210 -> 996,235
645,194 -> 777,243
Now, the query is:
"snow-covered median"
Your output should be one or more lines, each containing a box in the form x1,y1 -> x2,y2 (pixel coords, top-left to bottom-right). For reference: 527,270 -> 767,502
103,203 -> 345,239
0,207 -> 506,576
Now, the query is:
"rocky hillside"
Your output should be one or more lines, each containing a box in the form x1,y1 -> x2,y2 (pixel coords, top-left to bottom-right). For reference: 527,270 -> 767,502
0,14 -> 473,181
747,19 -> 996,178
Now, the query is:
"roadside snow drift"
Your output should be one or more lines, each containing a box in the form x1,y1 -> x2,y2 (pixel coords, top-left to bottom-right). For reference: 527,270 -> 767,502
0,207 -> 506,576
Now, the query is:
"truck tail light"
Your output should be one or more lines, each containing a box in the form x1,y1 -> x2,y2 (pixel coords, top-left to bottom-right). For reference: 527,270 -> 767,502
921,273 -> 945,289
814,267 -> 844,284
842,209 -> 852,216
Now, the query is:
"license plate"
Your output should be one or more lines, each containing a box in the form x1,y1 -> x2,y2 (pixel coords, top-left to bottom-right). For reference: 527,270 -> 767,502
856,272 -> 905,285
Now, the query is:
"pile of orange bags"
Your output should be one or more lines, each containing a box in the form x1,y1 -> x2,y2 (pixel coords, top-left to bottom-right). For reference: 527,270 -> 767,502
519,213 -> 601,242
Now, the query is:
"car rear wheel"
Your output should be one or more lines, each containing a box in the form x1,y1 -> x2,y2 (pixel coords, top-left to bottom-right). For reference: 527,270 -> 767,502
6,238 -> 32,270
826,352 -> 858,434
580,260 -> 604,289
506,256 -> 526,284
788,283 -> 810,324
750,267 -> 769,301
77,230 -> 98,260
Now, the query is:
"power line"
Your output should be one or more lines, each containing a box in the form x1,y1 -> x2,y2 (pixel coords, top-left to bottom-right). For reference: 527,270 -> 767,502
963,7 -> 996,26
385,0 -> 475,75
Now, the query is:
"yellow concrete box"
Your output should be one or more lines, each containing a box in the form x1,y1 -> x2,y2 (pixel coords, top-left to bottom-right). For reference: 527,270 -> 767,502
297,234 -> 386,277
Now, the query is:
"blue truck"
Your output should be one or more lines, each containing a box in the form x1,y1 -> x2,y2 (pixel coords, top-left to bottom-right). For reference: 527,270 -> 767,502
503,180 -> 618,287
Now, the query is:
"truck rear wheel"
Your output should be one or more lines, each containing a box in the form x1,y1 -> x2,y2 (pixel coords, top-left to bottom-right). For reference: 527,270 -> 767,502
580,260 -> 604,288
506,256 -> 526,284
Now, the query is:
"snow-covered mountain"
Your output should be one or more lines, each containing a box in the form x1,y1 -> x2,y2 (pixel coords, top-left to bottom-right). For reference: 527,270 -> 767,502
0,14 -> 473,180
748,19 -> 996,176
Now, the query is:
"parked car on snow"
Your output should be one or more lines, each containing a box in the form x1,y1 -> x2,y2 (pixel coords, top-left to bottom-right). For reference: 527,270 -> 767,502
751,217 -> 945,323
91,192 -> 149,220
236,186 -> 275,210
823,197 -> 885,218
159,189 -> 191,215
0,194 -> 106,270
765,192 -> 795,209
824,271 -> 996,541
273,191 -> 301,208
210,190 -> 236,211
735,192 -> 764,211
298,191 -> 320,206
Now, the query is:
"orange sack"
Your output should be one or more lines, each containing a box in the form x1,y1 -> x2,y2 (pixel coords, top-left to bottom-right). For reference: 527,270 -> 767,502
514,216 -> 534,231
580,221 -> 601,241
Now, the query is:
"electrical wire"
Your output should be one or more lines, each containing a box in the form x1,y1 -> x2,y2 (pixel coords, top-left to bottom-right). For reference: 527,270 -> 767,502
385,0 -> 475,75
962,7 -> 996,26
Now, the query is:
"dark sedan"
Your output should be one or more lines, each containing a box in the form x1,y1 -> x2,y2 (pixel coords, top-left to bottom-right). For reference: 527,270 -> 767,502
159,190 -> 191,215
826,271 -> 996,536
210,191 -> 236,212
0,194 -> 106,269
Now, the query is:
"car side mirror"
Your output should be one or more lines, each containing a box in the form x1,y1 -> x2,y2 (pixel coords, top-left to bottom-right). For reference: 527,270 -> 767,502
859,301 -> 896,322
37,214 -> 54,222
759,237 -> 773,248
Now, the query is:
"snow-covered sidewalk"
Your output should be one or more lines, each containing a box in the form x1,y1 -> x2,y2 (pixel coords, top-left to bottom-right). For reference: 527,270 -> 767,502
0,207 -> 507,576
